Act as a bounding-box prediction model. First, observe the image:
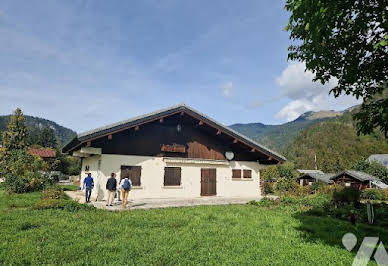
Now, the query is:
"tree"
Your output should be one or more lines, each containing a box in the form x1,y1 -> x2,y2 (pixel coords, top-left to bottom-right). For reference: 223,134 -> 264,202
0,108 -> 51,193
285,0 -> 387,136
353,89 -> 388,138
352,159 -> 388,183
27,127 -> 43,146
39,127 -> 57,148
1,108 -> 28,151
2,149 -> 50,193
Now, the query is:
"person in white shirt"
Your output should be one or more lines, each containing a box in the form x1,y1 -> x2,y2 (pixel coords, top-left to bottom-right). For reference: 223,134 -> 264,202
120,177 -> 132,208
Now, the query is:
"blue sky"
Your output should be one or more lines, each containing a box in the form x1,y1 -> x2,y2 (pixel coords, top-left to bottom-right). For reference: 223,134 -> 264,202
0,0 -> 360,133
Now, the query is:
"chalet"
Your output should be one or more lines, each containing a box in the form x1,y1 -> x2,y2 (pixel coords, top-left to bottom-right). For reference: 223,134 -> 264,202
330,170 -> 381,190
62,104 -> 286,201
297,172 -> 334,186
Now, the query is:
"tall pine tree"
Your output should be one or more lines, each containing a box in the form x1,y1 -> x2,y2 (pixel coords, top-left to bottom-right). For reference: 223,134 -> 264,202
1,108 -> 28,151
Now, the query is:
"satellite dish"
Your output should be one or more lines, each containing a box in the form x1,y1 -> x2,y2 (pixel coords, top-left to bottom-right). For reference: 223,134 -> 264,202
225,151 -> 234,160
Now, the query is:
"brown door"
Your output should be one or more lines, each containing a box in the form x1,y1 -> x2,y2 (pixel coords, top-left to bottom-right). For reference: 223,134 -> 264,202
201,168 -> 216,196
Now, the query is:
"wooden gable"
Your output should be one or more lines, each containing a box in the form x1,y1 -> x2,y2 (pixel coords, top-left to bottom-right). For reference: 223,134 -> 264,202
63,105 -> 286,164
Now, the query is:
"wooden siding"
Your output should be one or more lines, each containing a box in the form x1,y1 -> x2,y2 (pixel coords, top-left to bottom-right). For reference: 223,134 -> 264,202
82,114 -> 273,162
332,174 -> 370,190
161,144 -> 186,153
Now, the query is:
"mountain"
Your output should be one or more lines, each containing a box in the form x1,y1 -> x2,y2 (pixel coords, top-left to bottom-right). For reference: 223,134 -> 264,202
294,110 -> 343,121
231,106 -> 388,172
0,115 -> 76,147
285,111 -> 388,172
230,109 -> 344,152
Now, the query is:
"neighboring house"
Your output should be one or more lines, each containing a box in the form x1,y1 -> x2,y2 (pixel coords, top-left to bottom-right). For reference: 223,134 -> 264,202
330,170 -> 381,190
368,154 -> 388,168
297,172 -> 334,186
28,148 -> 56,160
297,169 -> 324,175
62,104 -> 286,200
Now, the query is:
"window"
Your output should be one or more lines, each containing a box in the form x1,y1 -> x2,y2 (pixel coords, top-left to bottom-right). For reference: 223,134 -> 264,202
120,165 -> 141,186
232,169 -> 241,179
243,169 -> 252,179
233,169 -> 253,179
164,167 -> 181,186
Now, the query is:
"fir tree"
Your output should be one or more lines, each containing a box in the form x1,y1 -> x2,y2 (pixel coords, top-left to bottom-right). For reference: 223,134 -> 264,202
1,108 -> 28,151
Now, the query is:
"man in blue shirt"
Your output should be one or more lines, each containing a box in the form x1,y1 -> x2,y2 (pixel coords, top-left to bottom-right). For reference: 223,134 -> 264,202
83,173 -> 94,203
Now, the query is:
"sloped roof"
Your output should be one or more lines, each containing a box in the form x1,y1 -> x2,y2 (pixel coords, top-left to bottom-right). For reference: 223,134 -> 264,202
62,104 -> 286,162
371,180 -> 388,189
297,169 -> 324,174
29,148 -> 56,158
368,154 -> 388,167
331,170 -> 379,182
299,173 -> 334,183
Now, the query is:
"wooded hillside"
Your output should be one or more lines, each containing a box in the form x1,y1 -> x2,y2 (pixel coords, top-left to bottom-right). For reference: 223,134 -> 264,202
0,115 -> 76,147
230,110 -> 342,152
285,111 -> 388,172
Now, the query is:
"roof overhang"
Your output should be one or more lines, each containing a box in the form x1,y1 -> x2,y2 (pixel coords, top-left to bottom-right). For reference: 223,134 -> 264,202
62,104 -> 286,163
330,170 -> 378,182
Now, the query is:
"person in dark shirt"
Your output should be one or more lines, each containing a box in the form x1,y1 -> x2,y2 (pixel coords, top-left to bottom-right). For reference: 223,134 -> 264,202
106,173 -> 117,206
83,173 -> 94,203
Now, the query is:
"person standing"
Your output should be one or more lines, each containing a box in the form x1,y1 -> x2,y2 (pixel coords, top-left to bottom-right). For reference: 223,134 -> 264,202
83,173 -> 94,203
120,177 -> 132,209
106,173 -> 117,206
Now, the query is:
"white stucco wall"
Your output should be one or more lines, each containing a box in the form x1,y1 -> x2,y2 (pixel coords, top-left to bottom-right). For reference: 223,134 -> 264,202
80,154 -> 264,200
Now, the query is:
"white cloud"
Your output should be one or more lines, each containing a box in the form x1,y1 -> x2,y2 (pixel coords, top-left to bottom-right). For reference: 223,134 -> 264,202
276,61 -> 338,100
275,62 -> 361,121
221,82 -> 233,97
275,99 -> 314,121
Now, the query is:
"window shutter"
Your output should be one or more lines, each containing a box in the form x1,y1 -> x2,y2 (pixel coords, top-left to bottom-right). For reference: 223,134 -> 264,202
120,165 -> 141,186
243,169 -> 252,179
164,167 -> 181,186
232,169 -> 241,179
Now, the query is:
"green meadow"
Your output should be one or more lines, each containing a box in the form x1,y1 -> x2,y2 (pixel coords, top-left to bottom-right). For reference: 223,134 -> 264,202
0,189 -> 387,265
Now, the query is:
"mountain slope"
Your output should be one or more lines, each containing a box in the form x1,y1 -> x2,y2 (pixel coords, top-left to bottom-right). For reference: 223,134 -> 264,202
230,110 -> 342,152
0,115 -> 76,146
285,112 -> 388,172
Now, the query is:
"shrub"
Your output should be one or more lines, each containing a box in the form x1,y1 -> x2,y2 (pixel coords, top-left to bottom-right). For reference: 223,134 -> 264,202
277,162 -> 298,179
316,183 -> 342,195
41,186 -> 67,200
260,166 -> 279,181
248,198 -> 278,207
332,187 -> 361,207
275,177 -> 298,192
361,189 -> 385,201
287,185 -> 313,197
1,149 -> 51,193
280,194 -> 331,208
263,182 -> 274,194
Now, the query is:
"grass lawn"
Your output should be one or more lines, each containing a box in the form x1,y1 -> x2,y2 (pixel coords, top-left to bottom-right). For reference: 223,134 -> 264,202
0,189 -> 387,265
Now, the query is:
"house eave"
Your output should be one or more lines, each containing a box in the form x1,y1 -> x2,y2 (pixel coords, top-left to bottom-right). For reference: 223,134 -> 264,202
62,104 -> 286,162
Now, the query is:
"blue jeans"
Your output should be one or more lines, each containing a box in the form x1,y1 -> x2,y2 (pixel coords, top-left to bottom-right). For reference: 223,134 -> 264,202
85,187 -> 92,202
